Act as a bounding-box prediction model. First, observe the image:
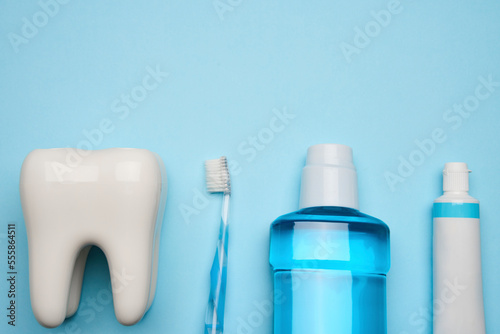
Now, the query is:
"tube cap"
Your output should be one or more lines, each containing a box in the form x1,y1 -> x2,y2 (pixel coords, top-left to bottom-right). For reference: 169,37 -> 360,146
443,162 -> 470,192
299,144 -> 359,210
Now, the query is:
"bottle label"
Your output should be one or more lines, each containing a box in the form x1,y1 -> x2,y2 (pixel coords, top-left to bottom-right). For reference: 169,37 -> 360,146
433,203 -> 480,219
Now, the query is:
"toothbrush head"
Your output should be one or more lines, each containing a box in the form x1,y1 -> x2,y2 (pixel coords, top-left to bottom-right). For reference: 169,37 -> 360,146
205,156 -> 231,195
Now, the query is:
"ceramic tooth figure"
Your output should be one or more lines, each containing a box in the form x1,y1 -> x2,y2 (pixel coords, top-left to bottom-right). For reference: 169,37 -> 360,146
19,148 -> 167,328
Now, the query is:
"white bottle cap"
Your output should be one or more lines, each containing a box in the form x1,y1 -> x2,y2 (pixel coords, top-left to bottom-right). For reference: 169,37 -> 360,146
299,144 -> 359,210
443,162 -> 470,192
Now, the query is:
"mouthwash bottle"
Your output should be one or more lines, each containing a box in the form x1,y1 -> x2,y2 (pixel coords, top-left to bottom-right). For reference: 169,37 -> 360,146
269,144 -> 390,333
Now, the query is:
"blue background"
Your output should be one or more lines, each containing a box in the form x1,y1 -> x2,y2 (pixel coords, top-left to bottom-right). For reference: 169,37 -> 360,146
1,1 -> 499,333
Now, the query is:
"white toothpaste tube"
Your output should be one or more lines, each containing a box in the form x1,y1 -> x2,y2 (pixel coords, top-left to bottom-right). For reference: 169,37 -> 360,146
433,162 -> 486,334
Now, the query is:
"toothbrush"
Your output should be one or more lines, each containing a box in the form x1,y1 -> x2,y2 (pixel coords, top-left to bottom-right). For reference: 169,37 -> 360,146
204,157 -> 231,334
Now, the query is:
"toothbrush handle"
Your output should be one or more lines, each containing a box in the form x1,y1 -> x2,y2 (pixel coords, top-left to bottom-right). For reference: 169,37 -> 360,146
205,194 -> 230,334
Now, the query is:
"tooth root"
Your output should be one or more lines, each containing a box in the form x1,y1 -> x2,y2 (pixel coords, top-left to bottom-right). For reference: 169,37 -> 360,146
28,237 -> 81,328
66,246 -> 92,317
105,234 -> 154,326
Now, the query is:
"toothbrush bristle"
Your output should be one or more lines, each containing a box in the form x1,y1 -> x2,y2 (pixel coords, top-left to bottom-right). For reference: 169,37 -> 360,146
205,156 -> 231,194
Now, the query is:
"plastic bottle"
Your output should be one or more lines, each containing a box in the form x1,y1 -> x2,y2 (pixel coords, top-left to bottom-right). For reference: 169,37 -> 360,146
433,162 -> 486,334
269,144 -> 390,333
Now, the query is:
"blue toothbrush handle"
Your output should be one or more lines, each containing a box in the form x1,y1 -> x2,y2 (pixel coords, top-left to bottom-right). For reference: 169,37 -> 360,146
205,195 -> 230,334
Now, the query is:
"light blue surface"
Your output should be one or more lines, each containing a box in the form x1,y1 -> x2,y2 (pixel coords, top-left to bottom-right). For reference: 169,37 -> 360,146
433,203 -> 480,219
0,1 -> 499,333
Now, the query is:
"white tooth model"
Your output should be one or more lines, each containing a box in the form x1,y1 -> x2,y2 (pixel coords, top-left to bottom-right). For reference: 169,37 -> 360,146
19,148 -> 167,328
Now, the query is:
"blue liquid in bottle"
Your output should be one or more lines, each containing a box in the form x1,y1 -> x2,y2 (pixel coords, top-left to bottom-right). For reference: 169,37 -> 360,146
269,144 -> 390,334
